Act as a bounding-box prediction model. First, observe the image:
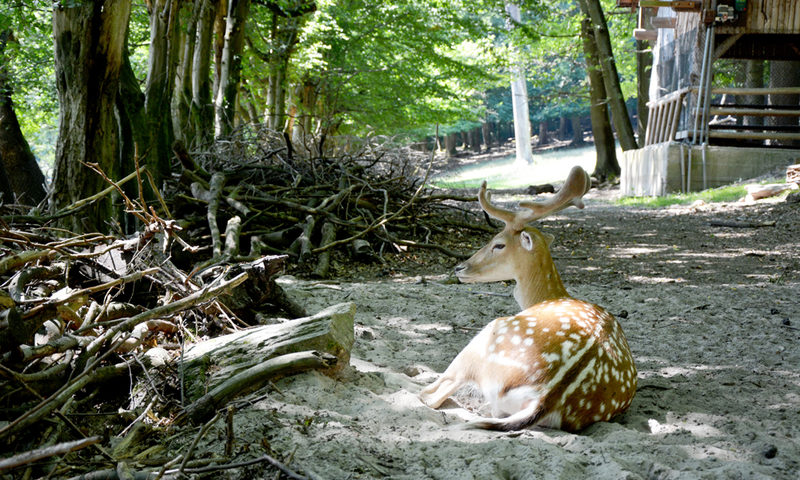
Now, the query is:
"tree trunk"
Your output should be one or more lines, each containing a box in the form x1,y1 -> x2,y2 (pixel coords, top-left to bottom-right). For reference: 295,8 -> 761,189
192,0 -> 218,147
212,0 -> 227,111
580,12 -> 618,180
173,0 -> 202,145
144,0 -> 180,187
636,38 -> 652,144
263,14 -> 304,131
481,122 -> 492,151
444,133 -> 457,158
214,0 -> 250,137
0,30 -> 46,205
470,127 -> 482,153
557,117 -> 567,140
52,0 -> 131,232
506,2 -> 534,164
580,0 -> 637,151
0,162 -> 12,202
117,40 -> 148,232
570,116 -> 584,146
538,121 -> 550,146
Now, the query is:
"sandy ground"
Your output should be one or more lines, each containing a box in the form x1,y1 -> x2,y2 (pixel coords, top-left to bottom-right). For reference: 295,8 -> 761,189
181,188 -> 799,479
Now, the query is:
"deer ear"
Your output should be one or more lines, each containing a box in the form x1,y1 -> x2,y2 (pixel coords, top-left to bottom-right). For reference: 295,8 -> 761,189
520,231 -> 534,251
543,232 -> 555,246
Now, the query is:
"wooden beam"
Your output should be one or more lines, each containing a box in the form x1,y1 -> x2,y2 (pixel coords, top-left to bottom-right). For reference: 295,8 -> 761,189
639,1 -> 701,11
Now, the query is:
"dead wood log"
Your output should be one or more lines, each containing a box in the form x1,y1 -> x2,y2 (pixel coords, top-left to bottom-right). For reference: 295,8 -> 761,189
312,221 -> 337,278
180,350 -> 337,424
292,214 -> 316,262
0,249 -> 55,277
178,302 -> 355,407
743,183 -> 799,202
223,215 -> 242,257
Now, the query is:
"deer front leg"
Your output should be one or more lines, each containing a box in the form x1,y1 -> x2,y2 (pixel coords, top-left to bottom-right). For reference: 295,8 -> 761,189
419,320 -> 497,409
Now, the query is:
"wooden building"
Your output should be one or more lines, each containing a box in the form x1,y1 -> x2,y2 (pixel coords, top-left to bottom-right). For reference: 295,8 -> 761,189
619,0 -> 800,196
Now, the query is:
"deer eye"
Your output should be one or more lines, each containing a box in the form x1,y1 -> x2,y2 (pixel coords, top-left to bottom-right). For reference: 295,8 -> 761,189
492,243 -> 505,251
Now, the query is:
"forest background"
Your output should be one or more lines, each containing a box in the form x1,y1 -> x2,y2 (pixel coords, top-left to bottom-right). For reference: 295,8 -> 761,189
0,0 -> 639,234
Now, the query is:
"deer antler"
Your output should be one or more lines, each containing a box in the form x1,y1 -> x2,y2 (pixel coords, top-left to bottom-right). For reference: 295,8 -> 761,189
479,166 -> 591,230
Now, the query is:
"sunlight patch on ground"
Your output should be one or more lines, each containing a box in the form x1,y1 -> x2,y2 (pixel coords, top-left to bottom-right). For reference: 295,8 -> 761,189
431,145 -> 603,189
649,412 -> 732,441
626,275 -> 687,284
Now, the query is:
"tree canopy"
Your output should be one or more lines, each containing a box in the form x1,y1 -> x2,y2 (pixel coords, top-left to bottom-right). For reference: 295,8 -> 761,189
2,0 -> 638,157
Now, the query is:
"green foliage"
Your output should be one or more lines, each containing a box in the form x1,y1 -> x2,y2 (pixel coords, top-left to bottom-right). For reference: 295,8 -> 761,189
3,0 -> 641,162
2,1 -> 58,172
298,0 -> 506,134
616,185 -> 748,208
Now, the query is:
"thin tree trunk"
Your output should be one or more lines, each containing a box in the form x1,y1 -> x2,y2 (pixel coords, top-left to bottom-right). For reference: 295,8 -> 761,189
636,38 -> 652,144
0,29 -> 46,205
117,39 -> 148,232
144,0 -> 180,186
580,12 -> 618,180
481,122 -> 492,150
214,0 -> 250,137
174,0 -> 202,145
506,2 -> 533,164
444,133 -> 457,158
212,0 -> 227,111
570,116 -> 585,146
52,0 -> 131,232
580,0 -> 637,151
192,0 -> 218,147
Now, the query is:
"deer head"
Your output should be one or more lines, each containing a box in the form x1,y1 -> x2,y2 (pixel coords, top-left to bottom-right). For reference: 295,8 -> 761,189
454,166 -> 592,309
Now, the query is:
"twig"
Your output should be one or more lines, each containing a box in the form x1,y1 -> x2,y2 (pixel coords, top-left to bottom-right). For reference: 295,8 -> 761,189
225,405 -> 235,457
179,411 -> 223,473
167,454 -> 310,479
311,144 -> 436,255
82,272 -> 248,360
0,436 -> 102,472
208,172 -> 226,257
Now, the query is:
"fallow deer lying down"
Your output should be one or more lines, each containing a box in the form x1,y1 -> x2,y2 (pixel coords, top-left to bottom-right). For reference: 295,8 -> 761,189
419,166 -> 636,432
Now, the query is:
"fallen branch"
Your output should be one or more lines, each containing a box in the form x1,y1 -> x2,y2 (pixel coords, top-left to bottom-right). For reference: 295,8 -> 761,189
709,219 -> 776,228
0,436 -> 103,472
180,350 -> 337,424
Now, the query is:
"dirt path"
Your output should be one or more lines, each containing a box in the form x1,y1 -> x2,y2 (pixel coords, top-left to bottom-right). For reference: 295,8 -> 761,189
173,189 -> 799,479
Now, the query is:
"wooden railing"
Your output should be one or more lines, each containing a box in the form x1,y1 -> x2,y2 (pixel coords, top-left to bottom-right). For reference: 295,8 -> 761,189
644,86 -> 800,146
644,88 -> 690,145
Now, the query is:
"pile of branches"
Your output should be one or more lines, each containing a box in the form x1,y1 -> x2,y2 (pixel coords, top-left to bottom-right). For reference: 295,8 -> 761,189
0,205 -> 293,476
0,128 -> 495,477
171,126 -> 485,277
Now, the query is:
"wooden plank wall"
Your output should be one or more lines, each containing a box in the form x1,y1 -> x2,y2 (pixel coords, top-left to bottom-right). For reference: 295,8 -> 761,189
717,0 -> 800,34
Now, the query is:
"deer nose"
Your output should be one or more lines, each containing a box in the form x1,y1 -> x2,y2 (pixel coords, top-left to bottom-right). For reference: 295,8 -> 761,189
454,264 -> 467,275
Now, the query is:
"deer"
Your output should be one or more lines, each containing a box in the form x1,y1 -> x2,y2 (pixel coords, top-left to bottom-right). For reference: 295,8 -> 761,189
419,166 -> 636,432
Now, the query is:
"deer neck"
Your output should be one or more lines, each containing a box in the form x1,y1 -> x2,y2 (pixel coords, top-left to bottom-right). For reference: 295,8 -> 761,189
513,250 -> 569,310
